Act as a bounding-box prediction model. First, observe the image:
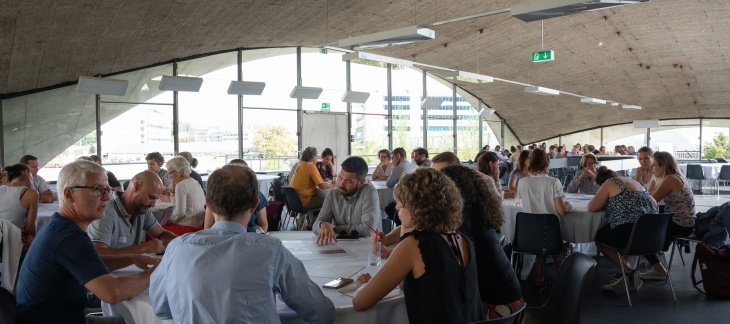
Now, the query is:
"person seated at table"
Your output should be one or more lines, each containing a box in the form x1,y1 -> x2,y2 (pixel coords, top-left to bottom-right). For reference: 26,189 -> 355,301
207,159 -> 269,233
89,155 -> 122,192
161,157 -> 205,236
643,151 -> 696,280
589,166 -> 658,292
386,148 -> 417,189
614,145 -> 627,156
633,146 -> 655,189
146,152 -> 172,193
0,164 -> 38,252
19,155 -> 55,203
431,151 -> 461,171
317,147 -> 335,182
15,160 -> 159,324
441,165 -> 523,320
597,145 -> 610,156
477,151 -> 505,198
314,156 -> 380,246
150,164 -> 335,323
567,153 -> 601,195
87,171 -> 177,255
411,147 -> 431,167
0,167 -> 8,185
176,151 -> 204,191
628,146 -> 637,155
352,168 -> 483,323
291,146 -> 336,211
517,148 -> 571,287
372,149 -> 394,180
506,150 -> 530,199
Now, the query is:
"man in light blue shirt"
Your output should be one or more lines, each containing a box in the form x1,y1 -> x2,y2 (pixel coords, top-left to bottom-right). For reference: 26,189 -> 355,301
150,165 -> 335,323
386,147 -> 417,188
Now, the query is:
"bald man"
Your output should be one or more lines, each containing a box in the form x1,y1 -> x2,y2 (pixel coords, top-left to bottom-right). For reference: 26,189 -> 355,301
87,171 -> 177,255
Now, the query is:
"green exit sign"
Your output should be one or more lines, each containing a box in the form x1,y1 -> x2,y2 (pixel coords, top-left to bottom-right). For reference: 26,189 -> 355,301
320,48 -> 328,54
532,50 -> 555,62
321,103 -> 330,109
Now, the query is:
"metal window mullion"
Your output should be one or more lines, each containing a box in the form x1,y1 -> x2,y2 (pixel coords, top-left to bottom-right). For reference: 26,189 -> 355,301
172,62 -> 179,154
422,69 -> 427,150
96,94 -> 102,158
452,83 -> 457,155
346,60 -> 352,156
297,47 -> 303,153
238,49 -> 244,159
387,64 -> 393,150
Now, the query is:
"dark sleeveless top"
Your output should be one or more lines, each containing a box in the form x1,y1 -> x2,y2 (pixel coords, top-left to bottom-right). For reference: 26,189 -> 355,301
605,177 -> 658,229
402,230 -> 483,323
459,224 -> 523,305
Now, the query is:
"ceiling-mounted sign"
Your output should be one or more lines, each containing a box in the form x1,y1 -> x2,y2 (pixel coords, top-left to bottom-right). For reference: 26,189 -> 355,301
320,48 -> 328,54
532,50 -> 555,62
321,103 -> 330,109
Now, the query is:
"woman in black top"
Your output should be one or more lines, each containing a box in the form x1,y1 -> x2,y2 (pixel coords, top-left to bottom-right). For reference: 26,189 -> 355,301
441,165 -> 523,320
352,168 -> 482,323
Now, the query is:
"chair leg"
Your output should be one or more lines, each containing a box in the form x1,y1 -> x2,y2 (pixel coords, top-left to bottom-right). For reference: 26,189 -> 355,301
666,240 -> 678,284
661,253 -> 677,302
676,240 -> 686,266
617,251 -> 632,307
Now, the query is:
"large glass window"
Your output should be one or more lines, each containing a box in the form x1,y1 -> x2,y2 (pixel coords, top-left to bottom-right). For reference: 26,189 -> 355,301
391,67 -> 423,151
701,119 -> 730,159
240,48 -> 297,110
243,108 -> 298,172
301,48 -> 347,112
350,59 -> 388,164
177,53 -> 238,176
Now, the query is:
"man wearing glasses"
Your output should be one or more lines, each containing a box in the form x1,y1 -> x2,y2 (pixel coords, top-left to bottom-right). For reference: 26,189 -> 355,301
16,160 -> 159,323
87,171 -> 177,255
313,156 -> 380,246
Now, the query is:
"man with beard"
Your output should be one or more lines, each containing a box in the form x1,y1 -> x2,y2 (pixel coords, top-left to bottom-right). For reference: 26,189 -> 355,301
87,170 -> 177,255
313,156 -> 380,246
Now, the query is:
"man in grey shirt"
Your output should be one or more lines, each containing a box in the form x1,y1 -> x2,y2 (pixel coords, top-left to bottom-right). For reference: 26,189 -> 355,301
386,147 -> 417,188
313,156 -> 380,246
87,171 -> 177,255
412,147 -> 432,167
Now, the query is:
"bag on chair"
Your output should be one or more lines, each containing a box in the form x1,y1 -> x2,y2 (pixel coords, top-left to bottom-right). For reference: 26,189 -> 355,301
691,243 -> 730,298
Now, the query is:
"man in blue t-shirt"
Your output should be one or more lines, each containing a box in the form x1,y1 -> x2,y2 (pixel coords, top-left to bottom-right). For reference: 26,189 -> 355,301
15,161 -> 159,324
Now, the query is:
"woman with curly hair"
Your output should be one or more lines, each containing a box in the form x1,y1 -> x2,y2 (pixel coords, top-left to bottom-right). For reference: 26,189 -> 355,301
352,168 -> 482,323
146,152 -> 172,192
440,165 -> 523,320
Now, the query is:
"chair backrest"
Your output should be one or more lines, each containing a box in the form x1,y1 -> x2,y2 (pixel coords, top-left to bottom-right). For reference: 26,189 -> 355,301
536,253 -> 596,324
272,179 -> 287,202
470,301 -> 526,324
282,187 -> 307,214
382,218 -> 395,234
686,164 -> 705,180
514,213 -> 563,256
623,213 -> 674,255
719,165 -> 730,180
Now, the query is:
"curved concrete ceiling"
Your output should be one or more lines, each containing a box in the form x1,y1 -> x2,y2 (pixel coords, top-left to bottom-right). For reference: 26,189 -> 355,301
1,0 -> 728,144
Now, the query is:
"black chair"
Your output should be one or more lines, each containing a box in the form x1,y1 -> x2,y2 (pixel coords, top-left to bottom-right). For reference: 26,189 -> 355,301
272,178 -> 287,202
666,235 -> 703,281
685,164 -> 717,195
511,213 -> 564,279
382,218 -> 395,234
523,253 -> 596,324
717,165 -> 730,194
597,213 -> 676,306
0,287 -> 15,324
282,187 -> 319,231
470,301 -> 526,324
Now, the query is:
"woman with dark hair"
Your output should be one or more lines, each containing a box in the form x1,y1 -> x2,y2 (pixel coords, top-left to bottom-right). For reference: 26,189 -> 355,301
589,166 -> 657,292
633,146 -> 655,188
567,153 -> 601,194
316,148 -> 335,182
441,165 -> 523,320
352,168 -> 483,323
477,151 -> 504,197
505,150 -> 530,199
0,164 -> 39,252
146,152 -> 172,192
642,151 -> 696,280
372,149 -> 393,180
517,148 -> 571,286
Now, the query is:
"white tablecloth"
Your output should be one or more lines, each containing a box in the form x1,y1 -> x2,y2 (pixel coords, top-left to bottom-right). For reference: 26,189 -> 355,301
679,163 -> 726,179
103,232 -> 407,324
34,202 -> 174,233
370,180 -> 394,210
500,193 -> 606,244
202,174 -> 278,197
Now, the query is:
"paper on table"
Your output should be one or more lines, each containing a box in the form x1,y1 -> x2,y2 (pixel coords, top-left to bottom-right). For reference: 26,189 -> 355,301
281,240 -> 357,261
338,284 -> 403,300
308,264 -> 365,279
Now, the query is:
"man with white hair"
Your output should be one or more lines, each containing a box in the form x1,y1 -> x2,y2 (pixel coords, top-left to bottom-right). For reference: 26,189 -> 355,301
15,160 -> 159,323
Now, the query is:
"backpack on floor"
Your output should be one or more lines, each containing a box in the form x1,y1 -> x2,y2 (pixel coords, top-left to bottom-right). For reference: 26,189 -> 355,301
266,200 -> 285,231
691,243 -> 730,298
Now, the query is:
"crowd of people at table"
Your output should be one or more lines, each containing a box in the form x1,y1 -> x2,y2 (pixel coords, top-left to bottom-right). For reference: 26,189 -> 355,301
0,140 -> 712,323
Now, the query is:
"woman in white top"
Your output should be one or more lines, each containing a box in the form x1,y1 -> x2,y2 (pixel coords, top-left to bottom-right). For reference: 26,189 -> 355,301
0,164 -> 39,252
163,157 -> 205,235
372,149 -> 393,180
633,146 -> 655,188
516,148 -> 571,286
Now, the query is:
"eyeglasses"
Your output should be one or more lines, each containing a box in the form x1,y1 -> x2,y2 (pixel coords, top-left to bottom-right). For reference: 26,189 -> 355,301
71,185 -> 113,197
586,162 -> 599,166
379,155 -> 388,159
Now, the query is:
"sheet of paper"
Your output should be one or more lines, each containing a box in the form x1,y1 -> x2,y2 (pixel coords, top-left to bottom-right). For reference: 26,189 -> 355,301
308,264 -> 365,279
281,240 -> 357,261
